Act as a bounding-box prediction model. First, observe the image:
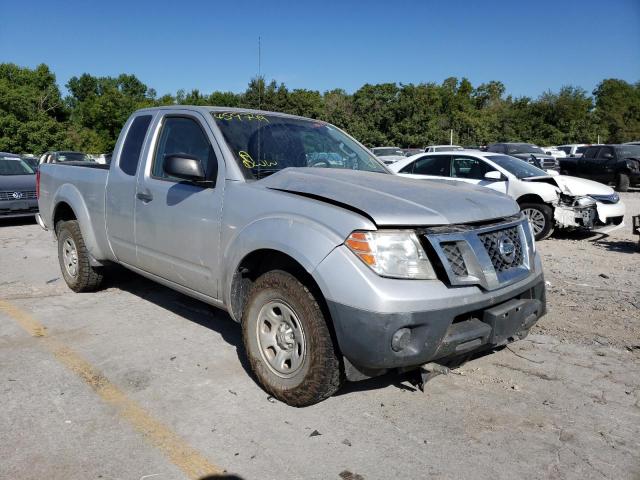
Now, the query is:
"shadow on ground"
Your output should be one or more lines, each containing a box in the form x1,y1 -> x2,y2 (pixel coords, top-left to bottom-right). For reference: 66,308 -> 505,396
102,265 -> 253,378
0,216 -> 37,227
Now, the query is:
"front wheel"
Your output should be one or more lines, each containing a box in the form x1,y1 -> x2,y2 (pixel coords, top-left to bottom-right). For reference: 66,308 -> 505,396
242,270 -> 343,407
520,203 -> 554,241
616,173 -> 630,192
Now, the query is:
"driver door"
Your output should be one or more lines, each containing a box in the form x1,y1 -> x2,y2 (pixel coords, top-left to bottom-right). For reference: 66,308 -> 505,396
449,156 -> 507,194
134,111 -> 224,299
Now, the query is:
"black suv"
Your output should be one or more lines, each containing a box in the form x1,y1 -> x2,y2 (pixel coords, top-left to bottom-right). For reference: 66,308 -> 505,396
559,144 -> 640,191
487,143 -> 559,171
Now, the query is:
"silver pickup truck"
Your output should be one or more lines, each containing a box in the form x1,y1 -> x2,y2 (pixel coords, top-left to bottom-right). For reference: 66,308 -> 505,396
37,106 -> 546,406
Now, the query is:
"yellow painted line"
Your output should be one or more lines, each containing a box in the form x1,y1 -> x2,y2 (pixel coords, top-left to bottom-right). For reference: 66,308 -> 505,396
0,299 -> 223,479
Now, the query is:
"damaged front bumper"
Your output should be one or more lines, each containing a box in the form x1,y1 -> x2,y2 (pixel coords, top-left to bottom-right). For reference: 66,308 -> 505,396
554,194 -> 625,234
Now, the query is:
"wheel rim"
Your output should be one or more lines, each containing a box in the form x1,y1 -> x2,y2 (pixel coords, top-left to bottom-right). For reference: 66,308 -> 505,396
522,208 -> 546,236
255,300 -> 306,378
62,237 -> 79,278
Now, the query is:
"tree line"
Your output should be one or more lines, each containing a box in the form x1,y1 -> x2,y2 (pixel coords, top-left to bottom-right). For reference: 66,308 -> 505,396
1,62 -> 639,155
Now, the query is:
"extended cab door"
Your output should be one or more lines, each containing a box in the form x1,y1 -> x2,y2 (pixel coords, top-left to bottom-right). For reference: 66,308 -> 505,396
105,113 -> 154,265
134,110 -> 224,299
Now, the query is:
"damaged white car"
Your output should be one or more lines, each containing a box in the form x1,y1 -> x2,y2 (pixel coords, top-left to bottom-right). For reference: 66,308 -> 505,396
389,150 -> 625,240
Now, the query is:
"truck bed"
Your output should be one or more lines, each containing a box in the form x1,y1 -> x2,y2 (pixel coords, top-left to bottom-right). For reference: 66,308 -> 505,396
37,162 -> 111,260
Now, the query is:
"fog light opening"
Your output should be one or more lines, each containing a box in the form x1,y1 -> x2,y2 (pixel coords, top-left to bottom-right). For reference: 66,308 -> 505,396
391,328 -> 411,352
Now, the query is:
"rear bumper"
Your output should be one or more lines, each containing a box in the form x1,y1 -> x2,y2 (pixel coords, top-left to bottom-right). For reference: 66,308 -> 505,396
326,272 -> 546,372
0,198 -> 38,218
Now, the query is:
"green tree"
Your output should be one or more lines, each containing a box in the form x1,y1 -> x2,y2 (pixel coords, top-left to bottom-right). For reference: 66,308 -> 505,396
593,79 -> 640,142
0,63 -> 68,153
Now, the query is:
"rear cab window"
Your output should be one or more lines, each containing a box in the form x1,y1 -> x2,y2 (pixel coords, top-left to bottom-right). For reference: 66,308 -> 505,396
119,115 -> 152,176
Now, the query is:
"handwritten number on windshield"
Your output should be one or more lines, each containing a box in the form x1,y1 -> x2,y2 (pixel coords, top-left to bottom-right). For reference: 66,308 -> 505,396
239,151 -> 277,169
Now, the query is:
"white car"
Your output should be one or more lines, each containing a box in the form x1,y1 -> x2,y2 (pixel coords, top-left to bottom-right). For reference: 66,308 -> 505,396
542,146 -> 566,158
371,147 -> 406,164
389,150 -> 626,240
425,145 -> 464,152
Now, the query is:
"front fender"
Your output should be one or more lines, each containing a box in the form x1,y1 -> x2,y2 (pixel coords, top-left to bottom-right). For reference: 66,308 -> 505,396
52,184 -> 109,261
222,215 -> 345,317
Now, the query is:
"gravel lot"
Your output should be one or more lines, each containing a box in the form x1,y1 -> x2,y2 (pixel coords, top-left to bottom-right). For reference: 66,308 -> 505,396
1,192 -> 639,480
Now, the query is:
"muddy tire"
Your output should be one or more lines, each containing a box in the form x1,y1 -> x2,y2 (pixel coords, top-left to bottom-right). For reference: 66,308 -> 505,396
616,173 -> 630,192
56,220 -> 104,292
241,270 -> 343,407
520,203 -> 554,241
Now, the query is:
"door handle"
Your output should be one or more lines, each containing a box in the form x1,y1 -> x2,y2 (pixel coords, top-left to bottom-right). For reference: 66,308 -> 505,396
136,191 -> 153,202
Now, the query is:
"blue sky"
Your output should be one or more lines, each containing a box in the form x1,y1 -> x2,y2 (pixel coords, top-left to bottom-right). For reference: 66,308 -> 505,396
2,0 -> 639,98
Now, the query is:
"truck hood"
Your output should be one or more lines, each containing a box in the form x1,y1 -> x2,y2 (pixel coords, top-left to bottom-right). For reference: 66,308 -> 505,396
524,175 -> 615,196
260,168 -> 519,226
0,174 -> 36,191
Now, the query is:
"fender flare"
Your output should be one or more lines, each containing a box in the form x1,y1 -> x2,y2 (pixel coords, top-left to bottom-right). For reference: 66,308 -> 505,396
222,215 -> 344,319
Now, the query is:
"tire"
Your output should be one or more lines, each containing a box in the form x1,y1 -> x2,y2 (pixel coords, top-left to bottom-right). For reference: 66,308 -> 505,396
520,203 -> 554,241
241,270 -> 343,407
616,173 -> 630,192
56,220 -> 104,292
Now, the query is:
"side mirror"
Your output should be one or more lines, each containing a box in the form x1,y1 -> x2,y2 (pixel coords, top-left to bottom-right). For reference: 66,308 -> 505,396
163,154 -> 206,182
484,170 -> 505,181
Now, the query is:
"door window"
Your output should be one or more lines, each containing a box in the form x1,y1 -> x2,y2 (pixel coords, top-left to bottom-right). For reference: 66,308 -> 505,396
402,156 -> 451,176
597,146 -> 614,160
119,115 -> 152,176
583,147 -> 599,159
152,116 -> 217,180
451,156 -> 493,179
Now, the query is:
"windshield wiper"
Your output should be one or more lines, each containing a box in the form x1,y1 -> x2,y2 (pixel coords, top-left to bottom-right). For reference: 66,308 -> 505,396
252,169 -> 281,179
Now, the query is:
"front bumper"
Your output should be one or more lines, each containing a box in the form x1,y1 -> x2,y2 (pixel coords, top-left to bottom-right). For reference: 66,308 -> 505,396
0,198 -> 38,218
326,273 -> 545,372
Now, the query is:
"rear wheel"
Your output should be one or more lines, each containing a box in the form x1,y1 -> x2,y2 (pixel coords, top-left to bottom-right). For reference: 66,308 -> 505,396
57,220 -> 104,292
520,203 -> 554,241
242,270 -> 343,407
616,173 -> 630,192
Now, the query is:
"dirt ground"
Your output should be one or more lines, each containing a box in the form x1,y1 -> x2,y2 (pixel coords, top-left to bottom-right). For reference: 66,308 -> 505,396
535,191 -> 640,349
0,192 -> 639,480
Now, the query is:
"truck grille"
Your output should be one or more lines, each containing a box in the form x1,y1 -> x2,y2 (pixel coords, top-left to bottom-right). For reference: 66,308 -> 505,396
423,216 -> 532,291
0,190 -> 37,201
441,242 -> 468,276
478,226 -> 523,273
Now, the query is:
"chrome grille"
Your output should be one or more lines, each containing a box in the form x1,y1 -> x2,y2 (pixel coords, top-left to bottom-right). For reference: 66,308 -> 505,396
478,226 -> 523,273
424,216 -> 532,291
441,242 -> 467,276
0,190 -> 37,201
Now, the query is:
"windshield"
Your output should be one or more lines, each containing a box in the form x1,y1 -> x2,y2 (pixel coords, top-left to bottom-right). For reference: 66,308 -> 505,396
58,152 -> 90,162
488,155 -> 548,179
213,112 -> 387,179
0,157 -> 35,175
505,144 -> 544,155
372,147 -> 403,157
616,145 -> 640,158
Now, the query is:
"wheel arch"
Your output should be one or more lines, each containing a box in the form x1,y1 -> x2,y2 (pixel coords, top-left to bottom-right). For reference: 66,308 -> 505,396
51,184 -> 109,261
516,193 -> 548,206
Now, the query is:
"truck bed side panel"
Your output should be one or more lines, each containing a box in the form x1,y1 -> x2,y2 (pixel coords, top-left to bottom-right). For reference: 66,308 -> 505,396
38,163 -> 114,262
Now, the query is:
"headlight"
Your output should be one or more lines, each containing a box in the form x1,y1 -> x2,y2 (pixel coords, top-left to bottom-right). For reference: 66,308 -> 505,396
345,230 -> 437,279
